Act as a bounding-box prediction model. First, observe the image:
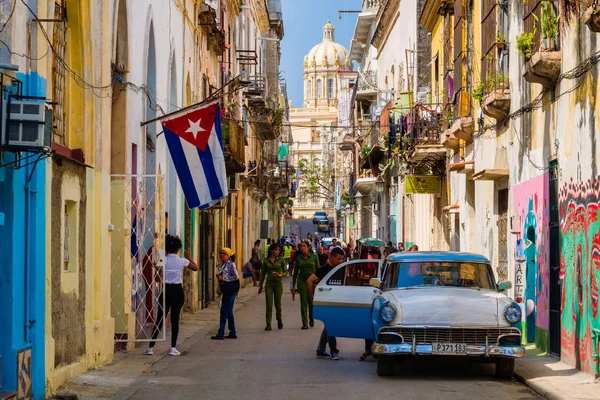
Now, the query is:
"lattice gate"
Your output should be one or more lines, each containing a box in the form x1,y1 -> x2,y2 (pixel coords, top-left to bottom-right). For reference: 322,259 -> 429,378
110,174 -> 166,342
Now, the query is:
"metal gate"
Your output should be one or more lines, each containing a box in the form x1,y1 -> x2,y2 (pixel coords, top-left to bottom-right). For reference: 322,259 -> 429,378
497,189 -> 509,282
110,174 -> 166,342
548,161 -> 561,356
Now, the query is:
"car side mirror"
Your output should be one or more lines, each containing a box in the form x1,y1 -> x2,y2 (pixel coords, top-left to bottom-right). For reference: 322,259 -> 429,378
370,278 -> 381,288
498,281 -> 512,292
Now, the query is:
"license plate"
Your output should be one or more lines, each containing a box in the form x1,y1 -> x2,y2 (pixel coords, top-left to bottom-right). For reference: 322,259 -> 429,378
432,342 -> 467,354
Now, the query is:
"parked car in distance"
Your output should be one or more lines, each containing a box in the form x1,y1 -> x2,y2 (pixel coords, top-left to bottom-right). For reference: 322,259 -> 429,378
313,251 -> 524,378
312,211 -> 327,224
317,219 -> 330,232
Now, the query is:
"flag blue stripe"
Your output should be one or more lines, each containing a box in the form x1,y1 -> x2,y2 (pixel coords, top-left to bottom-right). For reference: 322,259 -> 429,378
164,126 -> 201,209
197,143 -> 224,201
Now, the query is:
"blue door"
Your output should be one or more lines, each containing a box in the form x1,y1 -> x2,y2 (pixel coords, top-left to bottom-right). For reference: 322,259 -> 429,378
313,260 -> 382,339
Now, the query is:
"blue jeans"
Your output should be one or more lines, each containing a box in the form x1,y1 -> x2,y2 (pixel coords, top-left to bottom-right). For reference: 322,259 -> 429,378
218,280 -> 240,336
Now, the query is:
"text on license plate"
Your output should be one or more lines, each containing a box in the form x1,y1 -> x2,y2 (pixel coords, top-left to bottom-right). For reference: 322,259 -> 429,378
432,342 -> 467,354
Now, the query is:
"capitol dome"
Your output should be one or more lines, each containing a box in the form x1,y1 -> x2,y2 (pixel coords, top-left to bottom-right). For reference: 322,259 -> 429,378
302,21 -> 352,109
304,21 -> 351,70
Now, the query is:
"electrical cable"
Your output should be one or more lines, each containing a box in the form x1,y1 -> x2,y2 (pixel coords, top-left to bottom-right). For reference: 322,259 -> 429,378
0,0 -> 16,34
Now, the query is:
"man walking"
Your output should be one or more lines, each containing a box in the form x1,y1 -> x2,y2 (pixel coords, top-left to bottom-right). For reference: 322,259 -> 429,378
292,241 -> 320,329
307,247 -> 345,360
264,238 -> 271,260
283,240 -> 293,272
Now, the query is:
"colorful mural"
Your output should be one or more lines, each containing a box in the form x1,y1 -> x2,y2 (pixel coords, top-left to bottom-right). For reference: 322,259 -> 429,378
559,177 -> 600,374
513,173 -> 550,348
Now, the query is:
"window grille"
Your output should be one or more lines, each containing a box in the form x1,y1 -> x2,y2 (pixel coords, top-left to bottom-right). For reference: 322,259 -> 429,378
327,79 -> 334,99
64,204 -> 70,270
316,79 -> 322,99
52,2 -> 67,145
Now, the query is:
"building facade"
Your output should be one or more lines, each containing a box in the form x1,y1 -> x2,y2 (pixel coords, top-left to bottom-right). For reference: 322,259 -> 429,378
291,21 -> 352,223
0,0 -> 285,398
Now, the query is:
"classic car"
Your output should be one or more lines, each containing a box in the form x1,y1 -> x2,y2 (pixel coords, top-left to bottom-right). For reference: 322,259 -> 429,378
312,211 -> 328,224
313,252 -> 525,378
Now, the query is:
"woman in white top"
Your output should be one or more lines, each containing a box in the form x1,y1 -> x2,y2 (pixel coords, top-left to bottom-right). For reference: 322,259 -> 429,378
145,235 -> 198,356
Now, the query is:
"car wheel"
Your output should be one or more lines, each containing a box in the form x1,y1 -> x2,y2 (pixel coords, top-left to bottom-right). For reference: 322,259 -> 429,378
376,355 -> 394,377
495,358 -> 515,379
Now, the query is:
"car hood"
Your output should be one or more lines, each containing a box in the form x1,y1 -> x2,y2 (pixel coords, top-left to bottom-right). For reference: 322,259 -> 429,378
387,287 -> 512,327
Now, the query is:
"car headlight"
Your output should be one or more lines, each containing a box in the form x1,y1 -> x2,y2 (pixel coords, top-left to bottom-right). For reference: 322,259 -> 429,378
380,303 -> 397,323
504,303 -> 522,324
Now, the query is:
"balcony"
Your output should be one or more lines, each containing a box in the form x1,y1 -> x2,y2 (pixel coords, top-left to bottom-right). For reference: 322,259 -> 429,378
446,115 -> 474,143
356,70 -> 378,99
222,119 -> 246,175
521,0 -> 561,88
482,89 -> 511,121
349,1 -> 380,61
523,51 -> 562,89
198,2 -> 226,53
406,106 -> 446,163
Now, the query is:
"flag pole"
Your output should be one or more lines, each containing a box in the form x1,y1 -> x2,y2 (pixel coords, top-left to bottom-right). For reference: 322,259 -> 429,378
140,75 -> 243,127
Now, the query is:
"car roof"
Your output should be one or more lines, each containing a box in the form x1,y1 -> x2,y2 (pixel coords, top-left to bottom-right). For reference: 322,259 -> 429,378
314,211 -> 326,215
386,251 -> 490,263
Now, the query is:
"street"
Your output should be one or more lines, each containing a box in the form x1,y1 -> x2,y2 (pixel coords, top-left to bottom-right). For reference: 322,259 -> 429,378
101,278 -> 539,400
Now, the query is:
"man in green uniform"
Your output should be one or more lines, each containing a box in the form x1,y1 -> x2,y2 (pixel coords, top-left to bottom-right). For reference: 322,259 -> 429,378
292,241 -> 320,329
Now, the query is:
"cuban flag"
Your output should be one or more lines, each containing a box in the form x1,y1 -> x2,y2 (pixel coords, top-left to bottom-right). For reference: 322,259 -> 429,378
161,101 -> 228,210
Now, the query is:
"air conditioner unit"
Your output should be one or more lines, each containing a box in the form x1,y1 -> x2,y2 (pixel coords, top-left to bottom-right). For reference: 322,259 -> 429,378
1,99 -> 48,151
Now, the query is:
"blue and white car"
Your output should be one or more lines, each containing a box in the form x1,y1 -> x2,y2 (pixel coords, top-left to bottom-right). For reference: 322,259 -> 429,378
313,252 -> 525,378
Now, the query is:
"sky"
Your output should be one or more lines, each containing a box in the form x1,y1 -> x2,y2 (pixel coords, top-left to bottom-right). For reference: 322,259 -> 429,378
280,0 -> 361,107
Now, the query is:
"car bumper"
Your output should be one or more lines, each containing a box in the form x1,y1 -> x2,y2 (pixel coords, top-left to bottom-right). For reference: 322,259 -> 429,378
372,343 -> 526,358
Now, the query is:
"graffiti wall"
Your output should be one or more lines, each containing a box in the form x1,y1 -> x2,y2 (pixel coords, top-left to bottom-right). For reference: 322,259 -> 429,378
513,173 -> 550,349
559,177 -> 600,374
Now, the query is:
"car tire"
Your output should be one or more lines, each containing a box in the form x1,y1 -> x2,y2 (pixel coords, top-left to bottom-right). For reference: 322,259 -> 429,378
495,358 -> 515,379
376,355 -> 394,377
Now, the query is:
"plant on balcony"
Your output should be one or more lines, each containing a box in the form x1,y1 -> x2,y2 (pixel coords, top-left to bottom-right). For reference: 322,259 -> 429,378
495,33 -> 507,44
361,144 -> 371,160
516,29 -> 535,58
540,0 -> 559,51
484,71 -> 509,93
473,81 -> 485,102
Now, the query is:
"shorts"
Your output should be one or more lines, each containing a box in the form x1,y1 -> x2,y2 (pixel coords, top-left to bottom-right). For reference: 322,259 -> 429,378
243,271 -> 253,278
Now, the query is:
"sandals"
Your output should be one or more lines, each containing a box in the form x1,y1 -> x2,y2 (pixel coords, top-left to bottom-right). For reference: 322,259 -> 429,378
359,351 -> 372,361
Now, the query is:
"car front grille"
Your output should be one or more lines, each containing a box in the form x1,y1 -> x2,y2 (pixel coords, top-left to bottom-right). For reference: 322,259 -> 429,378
379,327 -> 521,345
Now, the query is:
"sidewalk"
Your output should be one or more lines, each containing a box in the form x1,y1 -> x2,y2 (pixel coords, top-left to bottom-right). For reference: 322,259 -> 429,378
48,283 -> 259,400
515,345 -> 599,400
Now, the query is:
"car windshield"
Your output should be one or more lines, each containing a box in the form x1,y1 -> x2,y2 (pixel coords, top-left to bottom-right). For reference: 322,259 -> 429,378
382,262 -> 496,290
318,220 -> 328,225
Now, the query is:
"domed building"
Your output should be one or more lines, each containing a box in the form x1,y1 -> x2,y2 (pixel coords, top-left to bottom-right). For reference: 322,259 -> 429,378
302,21 -> 352,108
290,21 -> 355,221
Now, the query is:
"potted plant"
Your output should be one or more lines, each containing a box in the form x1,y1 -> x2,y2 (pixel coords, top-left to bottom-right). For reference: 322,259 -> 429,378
473,81 -> 484,102
516,29 -> 535,58
495,33 -> 507,47
540,0 -> 559,51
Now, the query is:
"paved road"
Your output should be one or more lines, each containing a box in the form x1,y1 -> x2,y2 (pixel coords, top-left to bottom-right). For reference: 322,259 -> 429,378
115,278 -> 539,400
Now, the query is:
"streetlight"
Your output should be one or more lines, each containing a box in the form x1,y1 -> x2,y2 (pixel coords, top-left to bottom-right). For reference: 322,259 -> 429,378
376,175 -> 385,193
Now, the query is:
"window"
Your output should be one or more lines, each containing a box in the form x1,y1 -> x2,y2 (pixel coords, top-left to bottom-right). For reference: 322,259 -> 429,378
316,79 -> 322,99
345,262 -> 378,286
327,79 -> 334,99
52,2 -> 67,145
326,267 -> 345,286
63,200 -> 78,272
307,79 -> 312,98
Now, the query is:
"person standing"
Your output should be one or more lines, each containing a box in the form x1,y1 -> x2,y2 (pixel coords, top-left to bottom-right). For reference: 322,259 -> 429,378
145,235 -> 198,356
317,244 -> 328,266
397,243 -> 405,252
283,240 -> 293,269
384,242 -> 396,257
307,247 -> 345,360
292,241 -> 320,330
258,243 -> 287,330
252,239 -> 262,283
211,248 -> 240,340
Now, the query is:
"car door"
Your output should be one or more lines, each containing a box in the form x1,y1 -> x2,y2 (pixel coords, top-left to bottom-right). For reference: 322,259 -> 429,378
313,259 -> 383,339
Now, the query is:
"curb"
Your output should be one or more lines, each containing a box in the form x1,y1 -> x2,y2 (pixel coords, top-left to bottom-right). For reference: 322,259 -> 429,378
513,371 -> 569,400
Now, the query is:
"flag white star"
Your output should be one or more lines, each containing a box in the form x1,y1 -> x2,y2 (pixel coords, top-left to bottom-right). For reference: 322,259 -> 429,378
185,118 -> 205,139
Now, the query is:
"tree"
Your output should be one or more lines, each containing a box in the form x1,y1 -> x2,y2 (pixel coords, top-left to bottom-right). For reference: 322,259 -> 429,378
297,158 -> 334,202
